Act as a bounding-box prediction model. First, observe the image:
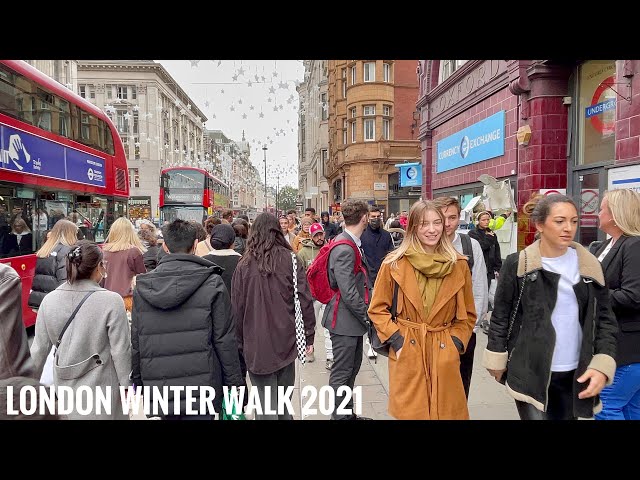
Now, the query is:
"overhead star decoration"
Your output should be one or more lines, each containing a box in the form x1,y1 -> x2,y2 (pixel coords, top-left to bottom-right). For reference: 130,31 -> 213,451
242,113 -> 247,119
123,112 -> 132,121
279,105 -> 284,110
204,100 -> 210,107
238,67 -> 245,76
220,89 -> 225,94
267,98 -> 272,103
254,74 -> 260,82
132,105 -> 140,112
247,80 -> 253,87
249,105 -> 255,110
273,105 -> 278,111
238,99 -> 243,105
261,76 -> 266,82
259,112 -> 264,118
287,119 -> 290,124
189,60 -> 200,67
175,99 -> 180,107
269,86 -> 276,94
212,114 -> 217,119
278,81 -> 288,89
180,109 -> 186,115
147,138 -> 152,143
218,60 -> 222,66
230,105 -> 235,112
232,75 -> 238,81
187,104 -> 192,110
270,140 -> 274,144
272,71 -> 278,77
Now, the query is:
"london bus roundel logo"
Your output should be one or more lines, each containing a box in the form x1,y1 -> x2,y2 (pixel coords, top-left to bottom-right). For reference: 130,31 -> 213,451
87,168 -> 94,181
406,166 -> 418,180
460,135 -> 470,159
590,75 -> 616,135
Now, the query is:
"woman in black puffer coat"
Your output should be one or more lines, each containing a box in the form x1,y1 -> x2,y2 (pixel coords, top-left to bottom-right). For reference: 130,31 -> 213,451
28,219 -> 78,311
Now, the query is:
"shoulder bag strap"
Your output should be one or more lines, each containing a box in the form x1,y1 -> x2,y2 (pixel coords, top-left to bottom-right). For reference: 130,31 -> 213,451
291,252 -> 307,365
390,281 -> 399,323
55,291 -> 96,351
506,250 -> 527,360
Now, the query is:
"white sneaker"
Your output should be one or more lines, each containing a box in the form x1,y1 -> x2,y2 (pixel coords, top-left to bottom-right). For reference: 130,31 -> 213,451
367,345 -> 377,359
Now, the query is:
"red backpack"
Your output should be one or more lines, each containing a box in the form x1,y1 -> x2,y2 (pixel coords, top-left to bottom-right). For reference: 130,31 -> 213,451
306,239 -> 370,329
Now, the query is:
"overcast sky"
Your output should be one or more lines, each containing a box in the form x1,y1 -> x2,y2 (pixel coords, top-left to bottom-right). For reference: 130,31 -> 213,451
158,60 -> 305,188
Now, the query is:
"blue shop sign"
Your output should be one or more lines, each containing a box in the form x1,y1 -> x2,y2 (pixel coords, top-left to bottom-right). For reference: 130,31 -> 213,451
436,111 -> 505,173
395,162 -> 422,187
0,123 -> 106,188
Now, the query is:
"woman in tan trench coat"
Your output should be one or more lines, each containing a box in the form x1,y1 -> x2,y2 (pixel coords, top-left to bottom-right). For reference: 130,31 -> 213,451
368,200 -> 476,419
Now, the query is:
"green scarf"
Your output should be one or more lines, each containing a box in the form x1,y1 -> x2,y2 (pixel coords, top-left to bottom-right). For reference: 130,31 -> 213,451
404,246 -> 454,318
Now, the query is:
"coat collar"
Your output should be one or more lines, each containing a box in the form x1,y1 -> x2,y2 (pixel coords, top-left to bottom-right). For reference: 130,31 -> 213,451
390,254 -> 466,322
517,240 -> 605,286
598,235 -> 628,273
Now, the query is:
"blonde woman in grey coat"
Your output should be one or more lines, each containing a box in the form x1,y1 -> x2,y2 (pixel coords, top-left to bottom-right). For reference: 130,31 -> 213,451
30,240 -> 132,420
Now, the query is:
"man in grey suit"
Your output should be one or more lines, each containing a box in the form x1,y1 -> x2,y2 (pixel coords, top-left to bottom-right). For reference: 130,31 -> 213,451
321,199 -> 372,420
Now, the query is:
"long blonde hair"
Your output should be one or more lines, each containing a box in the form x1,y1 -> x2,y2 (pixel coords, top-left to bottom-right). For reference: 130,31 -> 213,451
37,219 -> 78,258
104,217 -> 147,253
604,189 -> 640,237
384,200 -> 459,268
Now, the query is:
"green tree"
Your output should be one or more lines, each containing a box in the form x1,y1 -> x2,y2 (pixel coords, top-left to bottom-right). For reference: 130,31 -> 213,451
278,185 -> 298,212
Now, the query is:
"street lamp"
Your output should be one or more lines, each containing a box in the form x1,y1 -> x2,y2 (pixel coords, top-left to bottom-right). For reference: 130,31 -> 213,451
262,145 -> 268,213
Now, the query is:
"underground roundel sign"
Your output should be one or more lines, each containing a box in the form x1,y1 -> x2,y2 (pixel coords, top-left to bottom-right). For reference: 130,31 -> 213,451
585,75 -> 616,135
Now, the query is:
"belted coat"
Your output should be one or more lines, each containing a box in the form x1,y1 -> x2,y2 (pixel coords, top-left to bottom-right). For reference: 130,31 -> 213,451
368,255 -> 476,419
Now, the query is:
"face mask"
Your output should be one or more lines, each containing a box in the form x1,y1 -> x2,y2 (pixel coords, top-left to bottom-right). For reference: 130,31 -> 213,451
369,218 -> 381,229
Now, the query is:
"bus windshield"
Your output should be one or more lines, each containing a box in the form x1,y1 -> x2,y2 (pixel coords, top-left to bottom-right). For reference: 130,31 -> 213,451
165,170 -> 205,190
161,206 -> 205,224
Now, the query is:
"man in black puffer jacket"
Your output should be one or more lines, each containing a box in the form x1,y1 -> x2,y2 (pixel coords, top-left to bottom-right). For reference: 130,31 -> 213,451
132,219 -> 244,420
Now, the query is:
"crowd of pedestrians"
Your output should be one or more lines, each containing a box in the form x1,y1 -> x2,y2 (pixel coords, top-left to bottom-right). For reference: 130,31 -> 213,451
1,189 -> 639,421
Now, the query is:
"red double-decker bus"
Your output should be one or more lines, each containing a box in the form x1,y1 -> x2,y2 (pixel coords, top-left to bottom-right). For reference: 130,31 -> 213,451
0,60 -> 129,327
159,167 -> 215,224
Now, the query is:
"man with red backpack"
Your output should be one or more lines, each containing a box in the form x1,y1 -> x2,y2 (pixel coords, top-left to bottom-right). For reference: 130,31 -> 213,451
308,199 -> 372,420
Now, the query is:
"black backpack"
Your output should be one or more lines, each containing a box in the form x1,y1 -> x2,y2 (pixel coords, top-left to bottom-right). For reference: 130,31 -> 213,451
459,233 -> 474,272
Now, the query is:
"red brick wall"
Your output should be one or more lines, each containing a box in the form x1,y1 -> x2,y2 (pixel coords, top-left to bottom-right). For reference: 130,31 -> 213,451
430,87 -> 518,191
394,61 -> 419,141
615,62 -> 640,165
516,96 -> 568,247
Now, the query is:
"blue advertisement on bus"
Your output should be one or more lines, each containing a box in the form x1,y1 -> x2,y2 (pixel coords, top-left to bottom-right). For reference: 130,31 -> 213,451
0,123 -> 105,188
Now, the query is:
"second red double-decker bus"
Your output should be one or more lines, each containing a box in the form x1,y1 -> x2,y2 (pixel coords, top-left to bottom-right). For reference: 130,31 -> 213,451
0,60 -> 130,327
159,167 -> 215,224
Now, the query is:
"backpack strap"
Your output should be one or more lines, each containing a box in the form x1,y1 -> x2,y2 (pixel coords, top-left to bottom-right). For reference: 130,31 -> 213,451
460,233 -> 474,272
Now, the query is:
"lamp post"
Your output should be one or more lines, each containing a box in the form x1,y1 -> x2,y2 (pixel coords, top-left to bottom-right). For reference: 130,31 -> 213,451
262,145 -> 268,213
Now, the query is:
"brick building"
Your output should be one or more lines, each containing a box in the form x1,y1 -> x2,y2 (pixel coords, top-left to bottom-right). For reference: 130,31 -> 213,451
326,60 -> 421,217
417,60 -> 640,252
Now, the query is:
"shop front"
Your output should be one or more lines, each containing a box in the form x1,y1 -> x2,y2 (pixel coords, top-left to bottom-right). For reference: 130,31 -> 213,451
128,196 -> 152,222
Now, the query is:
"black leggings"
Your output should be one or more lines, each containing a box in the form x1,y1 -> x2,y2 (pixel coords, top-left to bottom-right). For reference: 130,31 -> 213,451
515,370 -> 576,420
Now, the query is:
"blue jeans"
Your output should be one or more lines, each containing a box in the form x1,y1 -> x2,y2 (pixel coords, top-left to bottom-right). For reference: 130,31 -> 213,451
595,363 -> 640,420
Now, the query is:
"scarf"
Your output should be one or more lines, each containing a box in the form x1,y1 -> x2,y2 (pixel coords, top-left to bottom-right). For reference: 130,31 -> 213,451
404,246 -> 454,318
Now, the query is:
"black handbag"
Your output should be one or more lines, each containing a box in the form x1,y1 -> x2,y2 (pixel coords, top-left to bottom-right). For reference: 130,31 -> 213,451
498,250 -> 528,385
366,281 -> 399,358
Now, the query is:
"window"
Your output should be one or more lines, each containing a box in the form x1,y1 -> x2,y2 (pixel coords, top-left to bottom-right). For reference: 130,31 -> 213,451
129,168 -> 139,188
439,60 -> 467,83
342,68 -> 346,78
134,137 -> 140,160
78,85 -> 86,98
133,111 -> 139,135
383,105 -> 391,116
342,79 -> 346,98
116,110 -> 129,133
363,105 -> 375,116
382,119 -> 390,140
364,119 -> 375,141
105,85 -> 112,100
89,86 -> 95,99
117,85 -> 128,100
364,62 -> 375,82
383,62 -> 391,82
321,149 -> 328,177
321,92 -> 328,121
131,86 -> 137,100
350,107 -> 356,119
343,119 -> 347,144
577,60 -> 616,165
351,66 -> 356,85
351,121 -> 357,143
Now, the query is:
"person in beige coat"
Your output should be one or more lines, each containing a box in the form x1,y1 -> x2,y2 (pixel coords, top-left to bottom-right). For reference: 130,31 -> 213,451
30,240 -> 132,420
